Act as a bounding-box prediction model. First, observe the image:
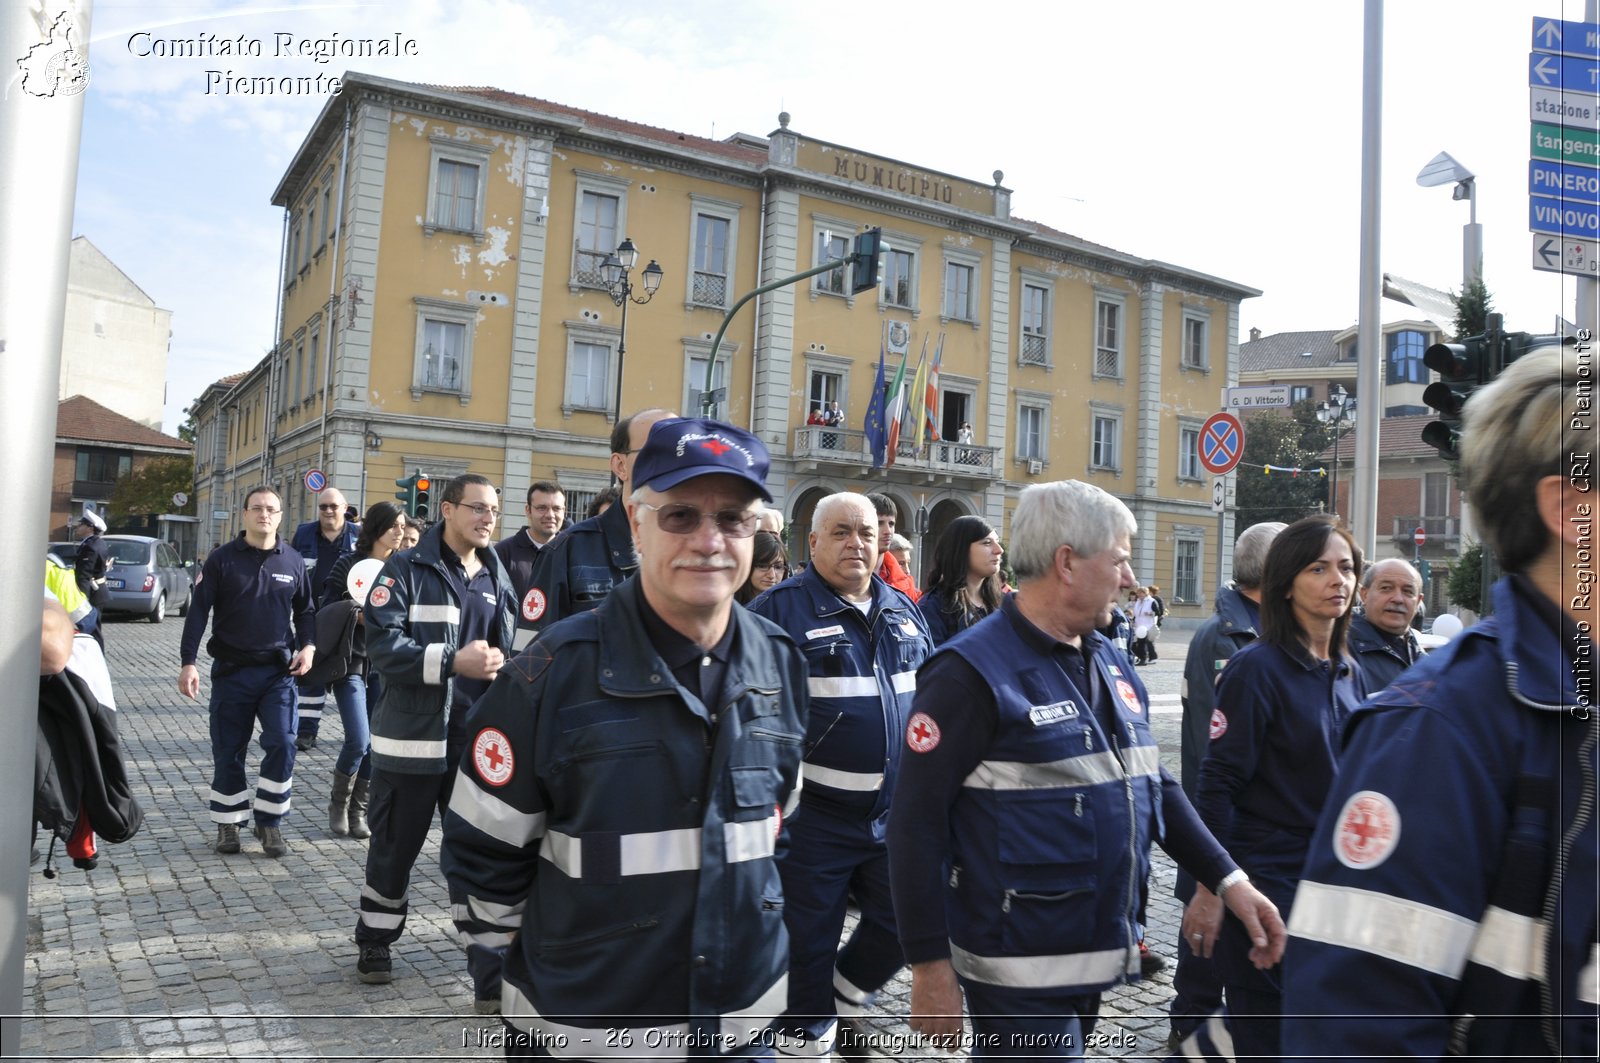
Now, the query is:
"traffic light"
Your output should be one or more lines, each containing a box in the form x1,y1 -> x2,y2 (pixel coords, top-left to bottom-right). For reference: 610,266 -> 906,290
413,475 -> 432,520
850,228 -> 883,295
394,473 -> 419,515
1421,314 -> 1500,461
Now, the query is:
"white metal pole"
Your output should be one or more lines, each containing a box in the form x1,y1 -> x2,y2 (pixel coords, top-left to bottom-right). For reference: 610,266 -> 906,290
1584,1 -> 1600,337
1351,0 -> 1383,560
0,3 -> 93,1054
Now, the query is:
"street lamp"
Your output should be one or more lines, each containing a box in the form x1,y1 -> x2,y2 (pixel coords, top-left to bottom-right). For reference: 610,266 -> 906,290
1317,384 -> 1358,522
600,237 -> 664,422
1416,151 -> 1481,291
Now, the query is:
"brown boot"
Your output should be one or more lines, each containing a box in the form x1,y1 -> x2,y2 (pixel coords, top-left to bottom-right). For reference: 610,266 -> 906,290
348,774 -> 371,839
328,771 -> 354,836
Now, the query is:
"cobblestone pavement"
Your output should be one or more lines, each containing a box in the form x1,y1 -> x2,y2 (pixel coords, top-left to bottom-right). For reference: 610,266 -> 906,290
26,619 -> 1195,1061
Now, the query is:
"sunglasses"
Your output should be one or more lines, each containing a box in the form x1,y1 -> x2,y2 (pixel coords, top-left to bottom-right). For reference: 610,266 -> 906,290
318,504 -> 343,512
636,502 -> 758,538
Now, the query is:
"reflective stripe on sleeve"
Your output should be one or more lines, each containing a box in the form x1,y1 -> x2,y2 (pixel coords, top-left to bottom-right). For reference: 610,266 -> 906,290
1580,944 -> 1599,1005
447,769 -> 547,848
409,604 -> 461,624
890,670 -> 916,695
783,772 -> 803,818
423,643 -> 446,685
1468,905 -> 1547,984
370,734 -> 448,760
950,942 -> 1135,988
1288,880 -> 1477,978
801,763 -> 884,792
724,816 -> 778,863
512,627 -> 536,651
963,744 -> 1160,791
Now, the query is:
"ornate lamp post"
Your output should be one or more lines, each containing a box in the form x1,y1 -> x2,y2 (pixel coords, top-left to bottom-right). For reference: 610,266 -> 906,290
600,237 -> 663,422
1316,384 -> 1358,522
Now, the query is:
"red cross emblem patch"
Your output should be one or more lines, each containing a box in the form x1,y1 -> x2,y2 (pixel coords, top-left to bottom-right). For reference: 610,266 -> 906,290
700,439 -> 732,456
368,585 -> 391,608
1334,790 -> 1400,869
905,712 -> 941,753
522,587 -> 546,622
472,728 -> 515,787
1115,679 -> 1142,715
1209,709 -> 1228,740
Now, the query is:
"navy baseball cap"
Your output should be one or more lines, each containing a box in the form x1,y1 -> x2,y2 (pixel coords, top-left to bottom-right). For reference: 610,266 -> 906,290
631,418 -> 772,501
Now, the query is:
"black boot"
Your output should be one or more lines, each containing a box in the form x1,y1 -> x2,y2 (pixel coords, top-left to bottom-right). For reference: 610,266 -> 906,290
328,771 -> 354,836
347,775 -> 371,840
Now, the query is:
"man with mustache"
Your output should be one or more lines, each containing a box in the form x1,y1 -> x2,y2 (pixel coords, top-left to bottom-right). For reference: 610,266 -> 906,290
441,418 -> 805,1057
1347,558 -> 1426,692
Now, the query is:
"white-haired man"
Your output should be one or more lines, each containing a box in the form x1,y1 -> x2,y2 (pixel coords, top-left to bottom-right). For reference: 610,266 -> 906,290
889,479 -> 1285,1059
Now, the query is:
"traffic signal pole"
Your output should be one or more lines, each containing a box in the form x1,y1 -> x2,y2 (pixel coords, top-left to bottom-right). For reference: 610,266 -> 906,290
1350,0 -> 1384,560
702,229 -> 884,418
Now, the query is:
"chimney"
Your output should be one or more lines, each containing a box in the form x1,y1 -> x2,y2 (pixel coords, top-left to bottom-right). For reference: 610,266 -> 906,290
1248,327 -> 1261,342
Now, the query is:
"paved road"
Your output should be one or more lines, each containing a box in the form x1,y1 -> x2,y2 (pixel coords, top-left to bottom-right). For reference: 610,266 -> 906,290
26,620 -> 1197,1061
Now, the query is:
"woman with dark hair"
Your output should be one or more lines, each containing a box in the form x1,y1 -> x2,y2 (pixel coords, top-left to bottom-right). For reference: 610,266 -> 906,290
915,515 -> 1005,645
736,531 -> 789,606
321,500 -> 408,839
1188,515 -> 1366,1059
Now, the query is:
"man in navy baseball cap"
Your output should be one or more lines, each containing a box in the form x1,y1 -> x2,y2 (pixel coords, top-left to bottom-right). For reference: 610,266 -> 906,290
629,416 -> 773,502
441,416 -> 805,1046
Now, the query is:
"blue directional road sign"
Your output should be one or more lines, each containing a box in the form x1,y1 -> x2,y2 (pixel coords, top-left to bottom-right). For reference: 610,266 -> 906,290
1531,197 -> 1600,241
1198,412 -> 1244,476
1533,15 -> 1600,60
1531,158 -> 1600,210
1529,52 -> 1600,94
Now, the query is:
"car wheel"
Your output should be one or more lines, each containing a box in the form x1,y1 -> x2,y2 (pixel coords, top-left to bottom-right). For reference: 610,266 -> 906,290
149,593 -> 166,624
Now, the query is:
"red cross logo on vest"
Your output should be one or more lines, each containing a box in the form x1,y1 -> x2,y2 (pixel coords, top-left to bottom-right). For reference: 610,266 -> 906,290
1334,790 -> 1400,869
906,712 -> 941,753
700,439 -> 732,457
1209,709 -> 1228,740
522,587 -> 546,622
472,727 -> 515,786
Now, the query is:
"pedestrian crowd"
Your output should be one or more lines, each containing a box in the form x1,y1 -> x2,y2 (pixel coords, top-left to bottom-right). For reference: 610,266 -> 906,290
34,356 -> 1595,1061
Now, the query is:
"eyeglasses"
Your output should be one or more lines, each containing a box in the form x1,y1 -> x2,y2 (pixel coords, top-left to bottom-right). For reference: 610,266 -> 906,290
754,561 -> 789,573
318,504 -> 343,512
246,505 -> 281,515
454,502 -> 500,521
637,502 -> 759,538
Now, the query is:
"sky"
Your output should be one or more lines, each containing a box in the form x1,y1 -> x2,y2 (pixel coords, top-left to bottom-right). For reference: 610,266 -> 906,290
60,0 -> 1593,434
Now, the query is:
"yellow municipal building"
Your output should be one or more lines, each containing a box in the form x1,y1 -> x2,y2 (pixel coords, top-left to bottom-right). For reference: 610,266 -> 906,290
190,72 -> 1258,619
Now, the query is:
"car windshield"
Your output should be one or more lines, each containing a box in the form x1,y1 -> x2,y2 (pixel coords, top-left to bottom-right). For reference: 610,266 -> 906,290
104,541 -> 153,565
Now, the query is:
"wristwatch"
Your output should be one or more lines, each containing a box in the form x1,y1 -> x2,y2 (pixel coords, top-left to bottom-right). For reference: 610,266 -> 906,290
1215,869 -> 1249,904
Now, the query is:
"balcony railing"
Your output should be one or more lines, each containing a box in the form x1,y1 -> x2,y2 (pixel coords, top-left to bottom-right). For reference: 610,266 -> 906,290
792,426 -> 1000,478
1392,515 -> 1458,544
1020,333 -> 1048,366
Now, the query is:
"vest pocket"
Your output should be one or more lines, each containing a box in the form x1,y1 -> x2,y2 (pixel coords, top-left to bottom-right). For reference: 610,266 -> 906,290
1000,883 -> 1096,955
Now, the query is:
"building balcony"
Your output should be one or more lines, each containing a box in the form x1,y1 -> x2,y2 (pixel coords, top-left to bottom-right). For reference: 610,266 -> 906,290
1392,515 -> 1459,550
791,426 -> 1001,485
73,479 -> 116,501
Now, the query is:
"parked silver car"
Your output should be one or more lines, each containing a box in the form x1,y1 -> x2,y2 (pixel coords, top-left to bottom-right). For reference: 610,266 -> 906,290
98,535 -> 192,623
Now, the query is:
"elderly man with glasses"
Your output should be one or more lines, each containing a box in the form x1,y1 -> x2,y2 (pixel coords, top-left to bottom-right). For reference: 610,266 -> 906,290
442,418 -> 805,1057
289,486 -> 361,750
353,473 -> 516,1011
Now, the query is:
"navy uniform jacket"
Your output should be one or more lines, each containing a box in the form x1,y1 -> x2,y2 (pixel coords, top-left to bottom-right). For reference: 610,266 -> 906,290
1194,638 -> 1366,910
1284,576 -> 1598,1059
523,502 -> 635,645
74,533 -> 108,595
493,527 -> 545,651
364,523 -> 516,775
888,595 -> 1236,996
747,567 -> 931,823
179,533 -> 315,666
1346,611 -> 1424,693
1179,587 -> 1261,799
290,520 -> 359,607
440,578 -> 806,1055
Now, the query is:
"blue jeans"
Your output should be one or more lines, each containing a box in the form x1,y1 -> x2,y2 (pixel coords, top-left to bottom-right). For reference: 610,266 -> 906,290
329,671 -> 374,778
